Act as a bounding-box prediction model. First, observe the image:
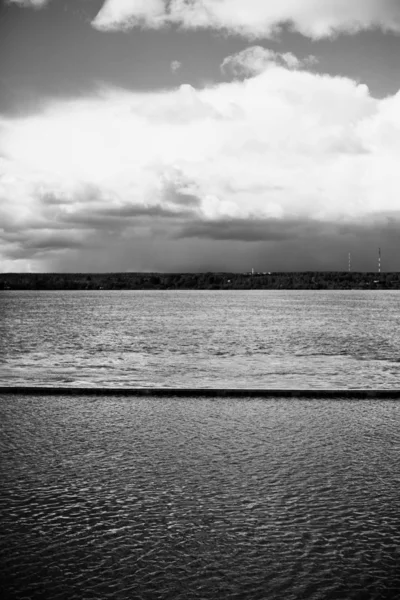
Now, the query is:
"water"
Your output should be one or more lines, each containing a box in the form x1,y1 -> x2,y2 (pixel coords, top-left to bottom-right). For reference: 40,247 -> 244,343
1,290 -> 400,388
1,394 -> 399,599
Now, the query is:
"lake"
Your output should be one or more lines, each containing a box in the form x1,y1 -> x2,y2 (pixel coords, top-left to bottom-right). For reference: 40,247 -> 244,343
1,290 -> 400,388
1,393 -> 399,599
1,291 -> 400,598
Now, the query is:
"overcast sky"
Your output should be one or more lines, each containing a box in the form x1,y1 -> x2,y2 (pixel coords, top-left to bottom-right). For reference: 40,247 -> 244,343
1,0 -> 400,272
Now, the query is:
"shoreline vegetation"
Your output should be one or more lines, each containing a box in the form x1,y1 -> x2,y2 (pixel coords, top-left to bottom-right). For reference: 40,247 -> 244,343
1,272 -> 399,290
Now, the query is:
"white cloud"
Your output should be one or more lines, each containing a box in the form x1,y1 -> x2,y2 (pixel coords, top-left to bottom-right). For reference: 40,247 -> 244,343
92,0 -> 166,31
2,61 -> 400,269
221,46 -> 317,77
89,0 -> 400,38
7,0 -> 49,6
170,60 -> 182,73
12,0 -> 400,39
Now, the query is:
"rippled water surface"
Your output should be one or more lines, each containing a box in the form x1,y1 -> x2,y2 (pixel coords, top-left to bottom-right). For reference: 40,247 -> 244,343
1,290 -> 400,388
1,394 -> 399,599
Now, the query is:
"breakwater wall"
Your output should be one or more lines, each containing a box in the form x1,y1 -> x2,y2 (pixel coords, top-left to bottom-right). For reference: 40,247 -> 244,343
1,387 -> 399,398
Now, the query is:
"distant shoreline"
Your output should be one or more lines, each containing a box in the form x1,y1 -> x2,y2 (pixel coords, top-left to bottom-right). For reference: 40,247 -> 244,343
0,272 -> 398,290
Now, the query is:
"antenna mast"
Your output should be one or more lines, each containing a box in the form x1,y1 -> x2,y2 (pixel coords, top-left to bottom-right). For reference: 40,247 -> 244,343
378,247 -> 381,274
348,252 -> 351,273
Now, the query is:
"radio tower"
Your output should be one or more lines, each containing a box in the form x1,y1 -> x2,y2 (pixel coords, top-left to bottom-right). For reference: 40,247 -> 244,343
348,252 -> 351,272
378,247 -> 381,274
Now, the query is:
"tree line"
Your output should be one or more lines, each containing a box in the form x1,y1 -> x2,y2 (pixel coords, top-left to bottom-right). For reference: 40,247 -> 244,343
1,271 -> 399,290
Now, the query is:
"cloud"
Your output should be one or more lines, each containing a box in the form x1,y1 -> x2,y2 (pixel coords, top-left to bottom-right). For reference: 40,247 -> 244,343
177,217 -> 322,242
2,58 -> 400,270
12,0 -> 400,39
20,218 -> 400,273
170,60 -> 182,73
89,0 -> 400,39
24,233 -> 86,252
61,201 -> 198,230
92,0 -> 166,31
7,0 -> 49,7
221,47 -> 317,77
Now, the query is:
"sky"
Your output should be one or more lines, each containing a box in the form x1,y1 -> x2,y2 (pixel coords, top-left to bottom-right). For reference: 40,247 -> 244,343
1,1 -> 400,272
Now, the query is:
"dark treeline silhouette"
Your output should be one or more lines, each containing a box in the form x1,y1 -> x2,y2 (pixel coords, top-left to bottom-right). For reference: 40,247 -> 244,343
1,272 -> 399,290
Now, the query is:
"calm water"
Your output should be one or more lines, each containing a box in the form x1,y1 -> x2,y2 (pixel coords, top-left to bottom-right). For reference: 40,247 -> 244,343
1,394 -> 399,599
1,290 -> 400,388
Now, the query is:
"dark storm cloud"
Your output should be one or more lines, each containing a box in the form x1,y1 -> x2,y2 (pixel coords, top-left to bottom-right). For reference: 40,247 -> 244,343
13,209 -> 394,273
60,203 -> 199,231
42,215 -> 400,274
163,184 -> 202,208
24,234 -> 86,251
0,191 -> 201,262
177,217 -> 330,242
26,186 -> 200,235
3,231 -> 87,260
3,205 -> 400,269
99,203 -> 197,219
178,214 -> 400,244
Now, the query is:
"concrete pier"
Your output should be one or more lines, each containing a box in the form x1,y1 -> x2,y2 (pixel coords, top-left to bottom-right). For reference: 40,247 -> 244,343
0,387 -> 399,398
